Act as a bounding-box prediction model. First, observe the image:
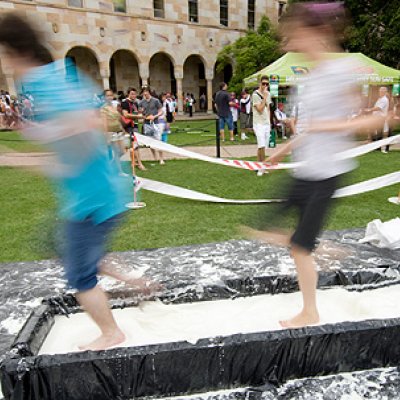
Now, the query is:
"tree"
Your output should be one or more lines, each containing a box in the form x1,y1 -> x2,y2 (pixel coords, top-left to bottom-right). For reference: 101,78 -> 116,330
216,16 -> 282,93
344,0 -> 400,69
288,0 -> 400,69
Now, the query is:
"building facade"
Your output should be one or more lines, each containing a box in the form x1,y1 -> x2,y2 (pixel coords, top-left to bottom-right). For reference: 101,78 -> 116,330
0,0 -> 286,113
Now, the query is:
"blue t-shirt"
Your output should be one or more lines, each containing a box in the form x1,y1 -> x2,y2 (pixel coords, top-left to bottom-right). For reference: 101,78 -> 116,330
19,60 -> 130,224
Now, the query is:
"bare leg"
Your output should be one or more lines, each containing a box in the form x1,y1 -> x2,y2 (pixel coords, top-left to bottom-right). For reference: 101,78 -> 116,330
257,147 -> 266,162
100,263 -> 161,295
220,129 -> 225,141
159,151 -> 165,165
76,286 -> 125,351
133,148 -> 146,170
280,245 -> 320,328
229,130 -> 234,141
150,148 -> 159,162
240,226 -> 290,247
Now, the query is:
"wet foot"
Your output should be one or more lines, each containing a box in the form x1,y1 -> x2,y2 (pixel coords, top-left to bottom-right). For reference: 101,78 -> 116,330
125,277 -> 163,295
79,329 -> 126,351
279,311 -> 320,329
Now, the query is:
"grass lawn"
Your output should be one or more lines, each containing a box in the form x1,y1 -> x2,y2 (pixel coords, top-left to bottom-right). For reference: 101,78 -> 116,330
0,119 -> 262,152
0,150 -> 399,263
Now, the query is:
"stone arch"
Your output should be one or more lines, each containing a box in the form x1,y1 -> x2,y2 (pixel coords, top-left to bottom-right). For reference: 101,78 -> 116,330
65,46 -> 101,87
149,52 -> 176,96
213,60 -> 233,93
109,49 -> 141,95
182,54 -> 207,107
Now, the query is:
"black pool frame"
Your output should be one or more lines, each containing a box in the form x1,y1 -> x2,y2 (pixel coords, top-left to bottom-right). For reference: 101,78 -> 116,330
1,287 -> 400,400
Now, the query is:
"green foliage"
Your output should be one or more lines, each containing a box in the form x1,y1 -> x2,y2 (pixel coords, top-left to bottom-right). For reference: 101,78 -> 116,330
287,0 -> 400,69
216,16 -> 282,93
344,0 -> 400,69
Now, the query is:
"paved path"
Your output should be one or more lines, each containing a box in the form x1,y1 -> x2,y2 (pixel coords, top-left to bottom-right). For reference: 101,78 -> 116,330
0,143 -> 282,166
1,141 -> 398,166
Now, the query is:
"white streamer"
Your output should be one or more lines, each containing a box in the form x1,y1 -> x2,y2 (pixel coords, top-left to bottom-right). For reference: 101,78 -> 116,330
140,171 -> 400,204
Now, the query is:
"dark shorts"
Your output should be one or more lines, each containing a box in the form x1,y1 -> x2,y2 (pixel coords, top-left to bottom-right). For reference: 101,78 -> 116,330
286,176 -> 339,252
63,213 -> 125,292
166,110 -> 174,123
240,113 -> 252,129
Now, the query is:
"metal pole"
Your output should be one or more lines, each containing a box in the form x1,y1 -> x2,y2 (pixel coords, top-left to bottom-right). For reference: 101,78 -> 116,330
216,117 -> 221,158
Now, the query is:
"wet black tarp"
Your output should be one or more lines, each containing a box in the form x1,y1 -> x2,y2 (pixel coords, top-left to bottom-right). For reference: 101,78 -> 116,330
0,229 -> 399,399
2,313 -> 400,400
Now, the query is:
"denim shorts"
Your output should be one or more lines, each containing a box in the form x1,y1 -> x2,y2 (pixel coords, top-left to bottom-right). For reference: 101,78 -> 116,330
63,213 -> 125,292
219,115 -> 233,131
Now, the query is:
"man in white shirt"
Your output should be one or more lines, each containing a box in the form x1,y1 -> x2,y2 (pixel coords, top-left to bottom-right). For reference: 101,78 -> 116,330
366,87 -> 389,152
252,76 -> 272,176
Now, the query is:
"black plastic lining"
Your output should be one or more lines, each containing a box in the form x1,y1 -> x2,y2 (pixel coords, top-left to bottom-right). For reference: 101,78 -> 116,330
2,317 -> 400,400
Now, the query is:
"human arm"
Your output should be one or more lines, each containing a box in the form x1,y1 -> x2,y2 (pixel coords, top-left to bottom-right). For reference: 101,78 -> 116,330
308,113 -> 394,135
253,90 -> 269,114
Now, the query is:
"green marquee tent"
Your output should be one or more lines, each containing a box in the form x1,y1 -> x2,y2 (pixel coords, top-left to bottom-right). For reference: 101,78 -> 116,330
244,52 -> 400,87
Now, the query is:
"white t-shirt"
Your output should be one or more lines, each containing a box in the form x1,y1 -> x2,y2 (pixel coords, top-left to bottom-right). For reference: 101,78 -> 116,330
230,99 -> 239,122
252,90 -> 272,125
274,109 -> 287,125
373,95 -> 389,117
240,95 -> 252,114
292,57 -> 359,181
165,98 -> 175,113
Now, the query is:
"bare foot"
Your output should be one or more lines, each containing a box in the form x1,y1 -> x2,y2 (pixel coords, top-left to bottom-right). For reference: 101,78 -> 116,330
125,277 -> 163,295
79,329 -> 126,351
159,160 -> 165,165
279,310 -> 320,329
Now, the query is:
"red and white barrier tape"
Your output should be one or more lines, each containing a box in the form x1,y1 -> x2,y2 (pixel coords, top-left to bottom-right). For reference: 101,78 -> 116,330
132,133 -> 400,172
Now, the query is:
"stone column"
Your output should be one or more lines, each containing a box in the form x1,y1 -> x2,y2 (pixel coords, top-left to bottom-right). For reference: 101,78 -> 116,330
206,70 -> 214,114
139,62 -> 150,88
176,78 -> 184,114
5,74 -> 17,96
174,66 -> 184,115
99,64 -> 110,91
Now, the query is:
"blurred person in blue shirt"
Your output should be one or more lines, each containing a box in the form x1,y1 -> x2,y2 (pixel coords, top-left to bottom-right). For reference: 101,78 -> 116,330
0,13 -> 134,351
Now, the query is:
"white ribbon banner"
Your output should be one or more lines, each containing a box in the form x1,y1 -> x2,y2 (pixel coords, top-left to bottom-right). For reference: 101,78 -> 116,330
133,133 -> 400,172
140,171 -> 400,204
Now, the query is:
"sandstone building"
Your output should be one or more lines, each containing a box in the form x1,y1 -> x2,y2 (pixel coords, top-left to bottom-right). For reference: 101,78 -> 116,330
0,0 -> 286,112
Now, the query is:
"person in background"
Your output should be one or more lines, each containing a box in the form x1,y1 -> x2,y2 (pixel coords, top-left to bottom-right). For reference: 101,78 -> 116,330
239,89 -> 252,140
200,92 -> 206,112
121,87 -> 146,171
215,82 -> 234,142
159,93 -> 169,143
274,102 -> 295,139
230,92 -> 240,138
165,92 -> 175,126
139,86 -> 165,164
101,89 -> 127,174
252,76 -> 272,176
187,93 -> 194,117
365,86 -> 389,151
